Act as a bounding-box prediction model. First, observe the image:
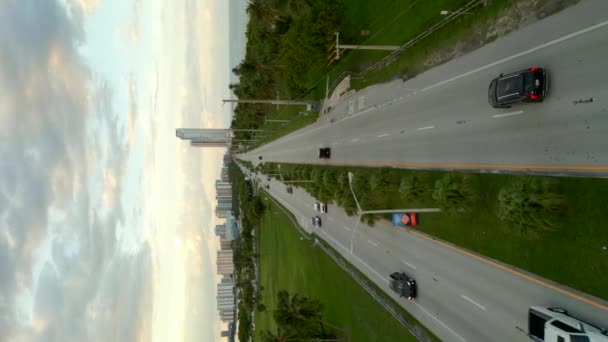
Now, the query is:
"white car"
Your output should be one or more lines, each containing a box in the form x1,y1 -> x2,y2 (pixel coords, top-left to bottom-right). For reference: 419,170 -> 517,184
313,202 -> 327,213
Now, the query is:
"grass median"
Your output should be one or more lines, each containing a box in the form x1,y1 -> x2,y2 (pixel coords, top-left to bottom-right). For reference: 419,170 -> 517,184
255,195 -> 430,341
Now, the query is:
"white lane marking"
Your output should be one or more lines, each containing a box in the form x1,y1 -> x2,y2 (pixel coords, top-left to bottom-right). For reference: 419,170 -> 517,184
461,295 -> 487,311
351,138 -> 360,142
378,133 -> 389,138
368,239 -> 378,247
412,302 -> 467,342
343,225 -> 352,231
401,259 -> 417,270
416,125 -> 435,131
305,228 -> 466,342
421,19 -> 608,92
492,110 -> 524,119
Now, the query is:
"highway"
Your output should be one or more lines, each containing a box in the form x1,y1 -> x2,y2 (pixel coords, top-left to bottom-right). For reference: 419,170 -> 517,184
244,0 -> 608,177
236,1 -> 608,340
238,164 -> 608,342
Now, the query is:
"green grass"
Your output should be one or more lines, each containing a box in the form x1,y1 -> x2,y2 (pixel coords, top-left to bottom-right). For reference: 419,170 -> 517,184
246,108 -> 318,151
255,196 -> 426,342
262,163 -> 608,301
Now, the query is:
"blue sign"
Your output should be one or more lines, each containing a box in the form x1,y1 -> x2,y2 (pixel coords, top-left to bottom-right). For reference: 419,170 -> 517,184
392,213 -> 417,227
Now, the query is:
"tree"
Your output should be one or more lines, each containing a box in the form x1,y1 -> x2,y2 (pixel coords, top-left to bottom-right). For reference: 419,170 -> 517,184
274,290 -> 324,338
432,174 -> 476,213
497,177 -> 566,239
399,174 -> 428,201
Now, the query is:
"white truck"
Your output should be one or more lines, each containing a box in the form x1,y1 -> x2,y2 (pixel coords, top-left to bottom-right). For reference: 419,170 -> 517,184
528,306 -> 608,342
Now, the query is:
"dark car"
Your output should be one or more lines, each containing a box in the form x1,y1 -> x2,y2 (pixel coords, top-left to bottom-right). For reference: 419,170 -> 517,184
286,186 -> 293,194
319,147 -> 331,159
488,67 -> 547,108
265,184 -> 270,189
389,272 -> 417,300
259,156 -> 263,160
312,216 -> 322,227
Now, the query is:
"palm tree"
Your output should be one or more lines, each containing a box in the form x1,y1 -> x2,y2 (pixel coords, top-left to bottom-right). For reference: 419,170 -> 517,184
432,174 -> 476,213
497,177 -> 565,239
399,174 -> 428,201
247,0 -> 279,30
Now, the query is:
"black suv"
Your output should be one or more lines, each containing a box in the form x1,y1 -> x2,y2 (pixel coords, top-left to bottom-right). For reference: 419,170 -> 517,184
389,272 -> 417,300
488,67 -> 547,108
319,147 -> 331,159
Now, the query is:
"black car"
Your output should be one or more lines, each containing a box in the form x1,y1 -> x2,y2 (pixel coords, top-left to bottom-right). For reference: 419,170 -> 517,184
319,147 -> 331,159
389,272 -> 417,300
259,156 -> 263,160
312,216 -> 322,227
286,186 -> 293,194
488,67 -> 547,108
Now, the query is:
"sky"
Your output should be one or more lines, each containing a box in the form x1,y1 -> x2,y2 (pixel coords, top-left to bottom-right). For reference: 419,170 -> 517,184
0,0 -> 247,341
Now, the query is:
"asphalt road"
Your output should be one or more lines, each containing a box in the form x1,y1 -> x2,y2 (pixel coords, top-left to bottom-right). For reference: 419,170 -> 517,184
236,1 -> 608,339
238,164 -> 608,342
244,0 -> 608,177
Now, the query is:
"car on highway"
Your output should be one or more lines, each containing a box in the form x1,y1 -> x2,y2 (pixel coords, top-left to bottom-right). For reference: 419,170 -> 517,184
319,147 -> 331,159
286,186 -> 293,194
313,202 -> 327,213
259,156 -> 263,160
389,272 -> 417,300
488,67 -> 547,108
312,216 -> 322,227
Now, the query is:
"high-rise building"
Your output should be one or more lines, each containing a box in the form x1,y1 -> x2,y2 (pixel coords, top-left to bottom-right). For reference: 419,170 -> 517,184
221,167 -> 230,182
175,128 -> 231,147
217,250 -> 234,275
215,180 -> 232,191
215,224 -> 226,237
215,208 -> 229,219
220,238 -> 232,250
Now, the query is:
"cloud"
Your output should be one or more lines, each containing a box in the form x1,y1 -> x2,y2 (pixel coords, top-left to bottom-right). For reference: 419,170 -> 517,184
0,0 -> 90,324
0,1 -> 150,341
122,0 -> 144,44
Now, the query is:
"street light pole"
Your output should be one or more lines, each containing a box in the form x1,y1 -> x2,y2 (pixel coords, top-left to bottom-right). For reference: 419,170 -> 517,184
347,171 -> 440,254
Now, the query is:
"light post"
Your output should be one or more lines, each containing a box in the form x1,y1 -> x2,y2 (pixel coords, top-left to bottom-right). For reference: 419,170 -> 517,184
347,171 -> 441,254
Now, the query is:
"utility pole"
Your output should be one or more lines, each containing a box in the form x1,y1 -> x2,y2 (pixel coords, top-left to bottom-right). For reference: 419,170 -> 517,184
222,99 -> 319,111
333,32 -> 400,61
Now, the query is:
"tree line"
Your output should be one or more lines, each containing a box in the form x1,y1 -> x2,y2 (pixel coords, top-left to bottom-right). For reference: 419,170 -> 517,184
259,163 -> 566,239
231,0 -> 347,142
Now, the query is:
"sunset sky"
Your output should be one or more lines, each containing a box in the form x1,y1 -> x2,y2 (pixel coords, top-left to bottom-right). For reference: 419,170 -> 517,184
0,0 -> 246,340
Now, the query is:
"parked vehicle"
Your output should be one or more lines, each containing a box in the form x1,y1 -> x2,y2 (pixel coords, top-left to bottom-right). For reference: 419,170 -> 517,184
312,216 -> 322,227
488,67 -> 547,108
388,272 -> 417,300
528,306 -> 608,342
313,202 -> 327,213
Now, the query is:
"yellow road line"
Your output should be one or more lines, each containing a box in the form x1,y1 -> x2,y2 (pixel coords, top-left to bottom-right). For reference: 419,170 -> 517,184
407,229 -> 608,312
308,161 -> 608,172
